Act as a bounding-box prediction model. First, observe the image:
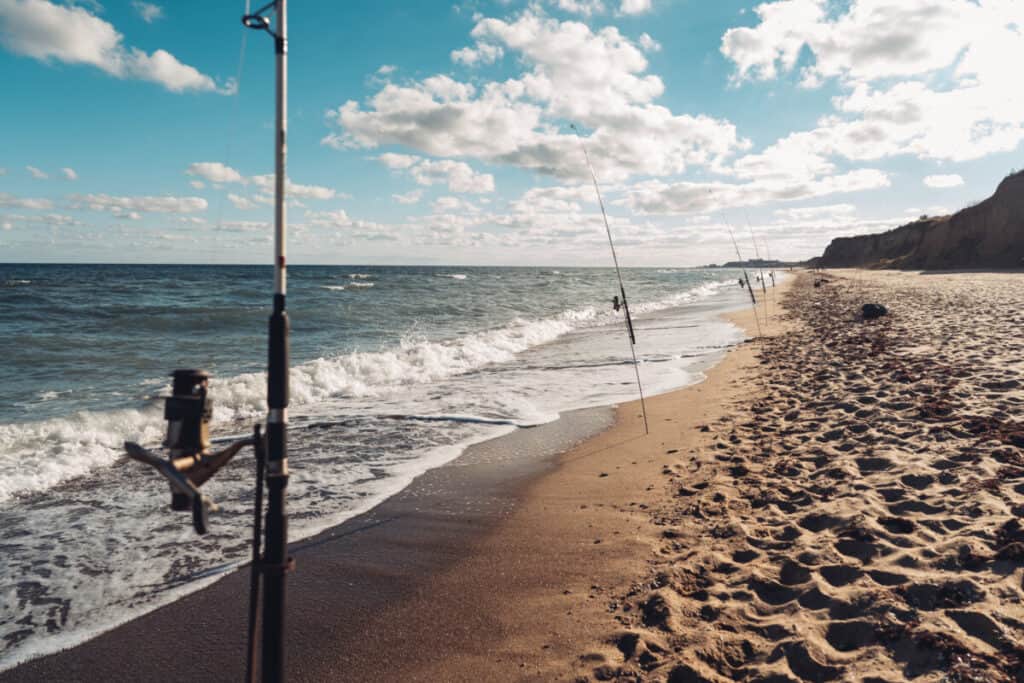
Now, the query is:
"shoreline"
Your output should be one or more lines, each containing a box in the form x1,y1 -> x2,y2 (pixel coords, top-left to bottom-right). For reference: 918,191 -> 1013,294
1,283 -> 761,680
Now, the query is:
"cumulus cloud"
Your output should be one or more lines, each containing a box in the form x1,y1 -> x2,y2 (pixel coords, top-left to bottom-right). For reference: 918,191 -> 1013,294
186,162 -> 245,184
130,1 -> 163,23
377,154 -> 495,193
451,42 -> 503,66
624,169 -> 891,215
773,203 -> 856,221
619,0 -> 652,15
923,174 -> 965,189
638,33 -> 660,52
392,189 -> 423,205
0,0 -> 223,93
26,165 -> 47,179
61,167 -> 78,181
227,193 -> 258,210
720,0 -> 1024,163
185,162 -> 338,204
69,193 -> 207,217
0,212 -> 78,228
0,192 -> 54,209
325,11 -> 746,181
553,0 -> 605,16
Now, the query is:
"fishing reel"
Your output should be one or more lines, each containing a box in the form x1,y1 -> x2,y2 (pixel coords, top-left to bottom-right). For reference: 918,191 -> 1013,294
125,369 -> 261,534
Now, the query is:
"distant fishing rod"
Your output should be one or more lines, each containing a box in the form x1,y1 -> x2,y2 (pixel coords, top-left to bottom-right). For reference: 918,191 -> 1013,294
726,223 -> 764,338
570,123 -> 649,435
742,212 -> 769,325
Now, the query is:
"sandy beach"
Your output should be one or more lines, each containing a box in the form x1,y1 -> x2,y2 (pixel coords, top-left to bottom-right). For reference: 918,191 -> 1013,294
6,269 -> 1024,681
340,268 -> 1024,681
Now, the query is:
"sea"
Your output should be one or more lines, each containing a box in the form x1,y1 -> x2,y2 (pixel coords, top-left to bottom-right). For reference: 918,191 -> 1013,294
0,263 -> 761,669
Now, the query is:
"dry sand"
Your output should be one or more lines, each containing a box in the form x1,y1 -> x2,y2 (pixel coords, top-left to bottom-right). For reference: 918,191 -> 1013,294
382,270 -> 1024,681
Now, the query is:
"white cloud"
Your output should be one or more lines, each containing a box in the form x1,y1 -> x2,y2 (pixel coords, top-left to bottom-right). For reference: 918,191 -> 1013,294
130,1 -> 163,23
376,153 -> 418,170
26,165 -> 48,179
0,0 -> 222,93
69,193 -> 207,217
923,174 -> 965,189
0,212 -> 78,227
554,0 -> 605,16
392,189 -> 423,205
61,167 -> 78,181
638,33 -> 660,52
773,203 -> 856,221
251,175 -> 337,201
377,154 -> 495,194
227,193 -> 258,210
451,42 -> 503,66
189,180 -> 204,189
721,0 -> 978,85
432,196 -> 466,213
185,162 -> 337,201
376,64 -> 396,75
720,0 -> 1024,163
0,192 -> 54,209
186,162 -> 245,184
325,11 -> 746,181
624,169 -> 891,215
619,0 -> 652,15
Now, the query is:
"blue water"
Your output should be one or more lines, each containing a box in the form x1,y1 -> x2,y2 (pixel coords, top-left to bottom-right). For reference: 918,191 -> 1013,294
0,263 -> 753,669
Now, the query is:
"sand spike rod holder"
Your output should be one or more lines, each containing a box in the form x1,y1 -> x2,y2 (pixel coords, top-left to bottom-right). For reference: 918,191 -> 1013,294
122,2 -> 292,681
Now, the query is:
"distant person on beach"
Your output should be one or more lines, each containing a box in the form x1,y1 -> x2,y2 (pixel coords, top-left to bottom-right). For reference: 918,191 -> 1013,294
612,295 -> 621,311
738,279 -> 745,288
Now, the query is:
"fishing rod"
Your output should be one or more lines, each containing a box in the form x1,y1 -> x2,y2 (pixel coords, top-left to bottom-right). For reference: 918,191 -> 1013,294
742,211 -> 769,326
244,2 -> 291,680
727,224 -> 758,307
569,123 -> 649,435
122,3 -> 292,683
726,223 -> 766,341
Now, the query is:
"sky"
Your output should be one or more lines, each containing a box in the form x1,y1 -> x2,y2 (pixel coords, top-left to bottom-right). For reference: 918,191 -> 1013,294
0,0 -> 1021,266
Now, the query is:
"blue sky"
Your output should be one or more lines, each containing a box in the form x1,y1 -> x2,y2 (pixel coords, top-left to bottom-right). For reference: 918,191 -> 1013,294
0,0 -> 1021,265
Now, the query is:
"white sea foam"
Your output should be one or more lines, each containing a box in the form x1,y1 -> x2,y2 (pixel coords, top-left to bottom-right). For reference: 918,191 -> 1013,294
348,273 -> 372,279
348,281 -> 374,288
0,278 -> 732,504
322,284 -> 348,291
440,273 -> 467,280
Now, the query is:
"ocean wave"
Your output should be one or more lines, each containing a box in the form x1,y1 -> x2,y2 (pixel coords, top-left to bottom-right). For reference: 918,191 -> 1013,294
322,282 -> 374,291
0,278 -> 732,503
440,273 -> 467,280
3,279 -> 32,287
348,273 -> 372,279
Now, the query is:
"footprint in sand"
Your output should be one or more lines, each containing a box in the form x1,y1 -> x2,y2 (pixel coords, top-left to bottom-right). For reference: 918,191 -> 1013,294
819,564 -> 862,587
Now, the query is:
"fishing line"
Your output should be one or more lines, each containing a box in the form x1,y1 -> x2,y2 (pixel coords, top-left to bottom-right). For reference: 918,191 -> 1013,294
570,123 -> 649,435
